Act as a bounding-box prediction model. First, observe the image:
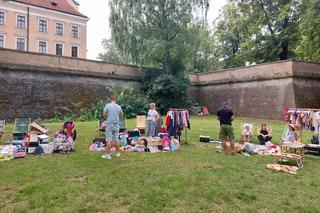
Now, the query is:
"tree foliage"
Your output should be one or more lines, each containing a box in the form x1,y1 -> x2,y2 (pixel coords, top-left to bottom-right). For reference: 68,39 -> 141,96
212,0 -> 301,69
295,0 -> 320,61
109,0 -> 209,75
103,0 -> 320,74
97,39 -> 130,64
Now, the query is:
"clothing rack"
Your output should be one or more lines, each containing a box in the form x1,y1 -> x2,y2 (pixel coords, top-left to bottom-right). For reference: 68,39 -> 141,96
286,107 -> 320,143
288,108 -> 320,112
167,108 -> 189,144
169,108 -> 188,111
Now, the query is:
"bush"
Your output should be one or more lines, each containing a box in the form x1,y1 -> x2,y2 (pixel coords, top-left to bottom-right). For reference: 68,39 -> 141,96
117,87 -> 149,118
78,87 -> 148,120
146,74 -> 190,114
50,87 -> 148,122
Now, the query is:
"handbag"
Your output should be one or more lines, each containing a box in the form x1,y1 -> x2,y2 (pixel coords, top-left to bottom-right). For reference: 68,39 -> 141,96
311,135 -> 319,144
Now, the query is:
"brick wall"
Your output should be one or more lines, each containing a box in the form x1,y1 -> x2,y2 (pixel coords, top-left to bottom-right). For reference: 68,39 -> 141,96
0,49 -> 140,119
189,60 -> 320,119
1,48 -> 319,120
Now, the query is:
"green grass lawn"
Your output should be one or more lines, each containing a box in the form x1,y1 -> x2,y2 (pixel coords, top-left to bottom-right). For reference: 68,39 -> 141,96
1,116 -> 320,213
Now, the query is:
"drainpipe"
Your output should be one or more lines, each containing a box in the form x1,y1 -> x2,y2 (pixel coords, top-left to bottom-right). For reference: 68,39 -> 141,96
27,7 -> 30,51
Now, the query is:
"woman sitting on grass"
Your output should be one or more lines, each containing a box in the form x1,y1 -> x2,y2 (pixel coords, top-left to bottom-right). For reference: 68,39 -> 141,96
257,123 -> 272,145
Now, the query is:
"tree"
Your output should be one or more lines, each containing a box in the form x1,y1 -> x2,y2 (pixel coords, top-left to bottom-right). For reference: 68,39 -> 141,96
212,1 -> 252,68
295,0 -> 320,61
97,39 -> 128,64
211,0 -> 301,69
109,0 -> 209,75
246,0 -> 301,61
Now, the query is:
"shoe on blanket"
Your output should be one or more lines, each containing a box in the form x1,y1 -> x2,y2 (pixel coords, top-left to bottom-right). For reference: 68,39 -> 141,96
102,154 -> 112,160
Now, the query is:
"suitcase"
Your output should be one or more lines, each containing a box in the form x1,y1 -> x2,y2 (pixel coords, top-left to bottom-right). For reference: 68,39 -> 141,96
199,135 -> 210,142
128,130 -> 140,138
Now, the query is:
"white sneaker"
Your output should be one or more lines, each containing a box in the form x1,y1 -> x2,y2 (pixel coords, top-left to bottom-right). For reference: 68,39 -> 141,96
102,154 -> 111,160
115,152 -> 121,158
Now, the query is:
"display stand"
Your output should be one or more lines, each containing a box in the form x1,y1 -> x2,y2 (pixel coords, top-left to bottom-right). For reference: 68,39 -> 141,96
168,108 -> 190,144
286,107 -> 320,156
287,108 -> 320,143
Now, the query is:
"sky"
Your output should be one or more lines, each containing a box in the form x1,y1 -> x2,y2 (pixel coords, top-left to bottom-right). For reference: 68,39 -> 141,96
78,0 -> 227,60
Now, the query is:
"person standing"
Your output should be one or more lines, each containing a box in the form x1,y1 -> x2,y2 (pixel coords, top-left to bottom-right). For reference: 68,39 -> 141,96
155,113 -> 163,136
217,102 -> 235,154
102,96 -> 123,160
146,103 -> 159,137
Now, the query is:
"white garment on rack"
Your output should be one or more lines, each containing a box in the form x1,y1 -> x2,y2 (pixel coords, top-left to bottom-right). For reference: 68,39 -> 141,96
315,112 -> 320,134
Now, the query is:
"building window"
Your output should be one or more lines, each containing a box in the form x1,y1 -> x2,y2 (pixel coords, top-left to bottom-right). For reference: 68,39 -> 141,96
38,41 -> 47,54
56,43 -> 63,56
71,46 -> 78,57
0,12 -> 5,26
56,22 -> 63,35
71,25 -> 79,38
39,19 -> 47,32
17,15 -> 26,29
0,35 -> 4,48
16,37 -> 26,51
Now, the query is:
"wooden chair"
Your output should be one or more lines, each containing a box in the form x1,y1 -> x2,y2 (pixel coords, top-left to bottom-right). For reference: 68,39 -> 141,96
96,119 -> 105,137
13,118 -> 31,140
0,120 -> 5,144
136,115 -> 146,133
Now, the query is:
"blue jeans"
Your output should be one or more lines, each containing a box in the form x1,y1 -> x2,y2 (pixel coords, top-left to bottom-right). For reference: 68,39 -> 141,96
147,120 -> 155,137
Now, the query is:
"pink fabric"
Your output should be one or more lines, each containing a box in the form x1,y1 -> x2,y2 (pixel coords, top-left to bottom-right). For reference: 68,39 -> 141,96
203,107 -> 209,115
162,136 -> 170,149
181,111 -> 187,127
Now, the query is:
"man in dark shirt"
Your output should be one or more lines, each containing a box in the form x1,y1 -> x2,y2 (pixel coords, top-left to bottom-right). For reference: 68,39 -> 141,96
217,102 -> 235,154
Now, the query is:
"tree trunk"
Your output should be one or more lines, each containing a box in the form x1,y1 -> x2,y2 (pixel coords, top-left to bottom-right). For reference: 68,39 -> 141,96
279,16 -> 290,60
279,42 -> 289,60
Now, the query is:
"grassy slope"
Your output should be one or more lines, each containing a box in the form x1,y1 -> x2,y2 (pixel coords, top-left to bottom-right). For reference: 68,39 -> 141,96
0,116 -> 319,213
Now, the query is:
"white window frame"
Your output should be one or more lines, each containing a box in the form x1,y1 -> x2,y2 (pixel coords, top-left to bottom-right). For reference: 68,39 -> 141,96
70,45 -> 79,58
0,10 -> 6,26
55,21 -> 64,36
70,24 -> 79,38
38,18 -> 48,33
16,14 -> 27,29
55,43 -> 64,56
0,34 -> 5,48
15,37 -> 26,51
38,40 -> 48,54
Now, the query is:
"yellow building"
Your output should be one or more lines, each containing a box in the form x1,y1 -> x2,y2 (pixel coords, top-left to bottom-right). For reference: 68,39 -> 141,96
0,0 -> 88,58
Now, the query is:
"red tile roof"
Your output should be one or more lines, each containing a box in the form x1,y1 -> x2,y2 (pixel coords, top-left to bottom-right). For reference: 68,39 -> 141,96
11,0 -> 88,18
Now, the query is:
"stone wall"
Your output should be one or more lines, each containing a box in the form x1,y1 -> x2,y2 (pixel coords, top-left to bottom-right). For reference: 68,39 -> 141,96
1,48 -> 319,120
189,60 -> 320,120
0,49 -> 141,119
292,61 -> 320,109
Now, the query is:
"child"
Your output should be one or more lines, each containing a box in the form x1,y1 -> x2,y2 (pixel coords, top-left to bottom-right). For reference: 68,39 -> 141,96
241,124 -> 253,142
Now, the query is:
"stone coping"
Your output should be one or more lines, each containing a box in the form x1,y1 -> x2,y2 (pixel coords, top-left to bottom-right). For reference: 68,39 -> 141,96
0,48 -> 140,78
189,60 -> 320,86
0,63 -> 141,81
